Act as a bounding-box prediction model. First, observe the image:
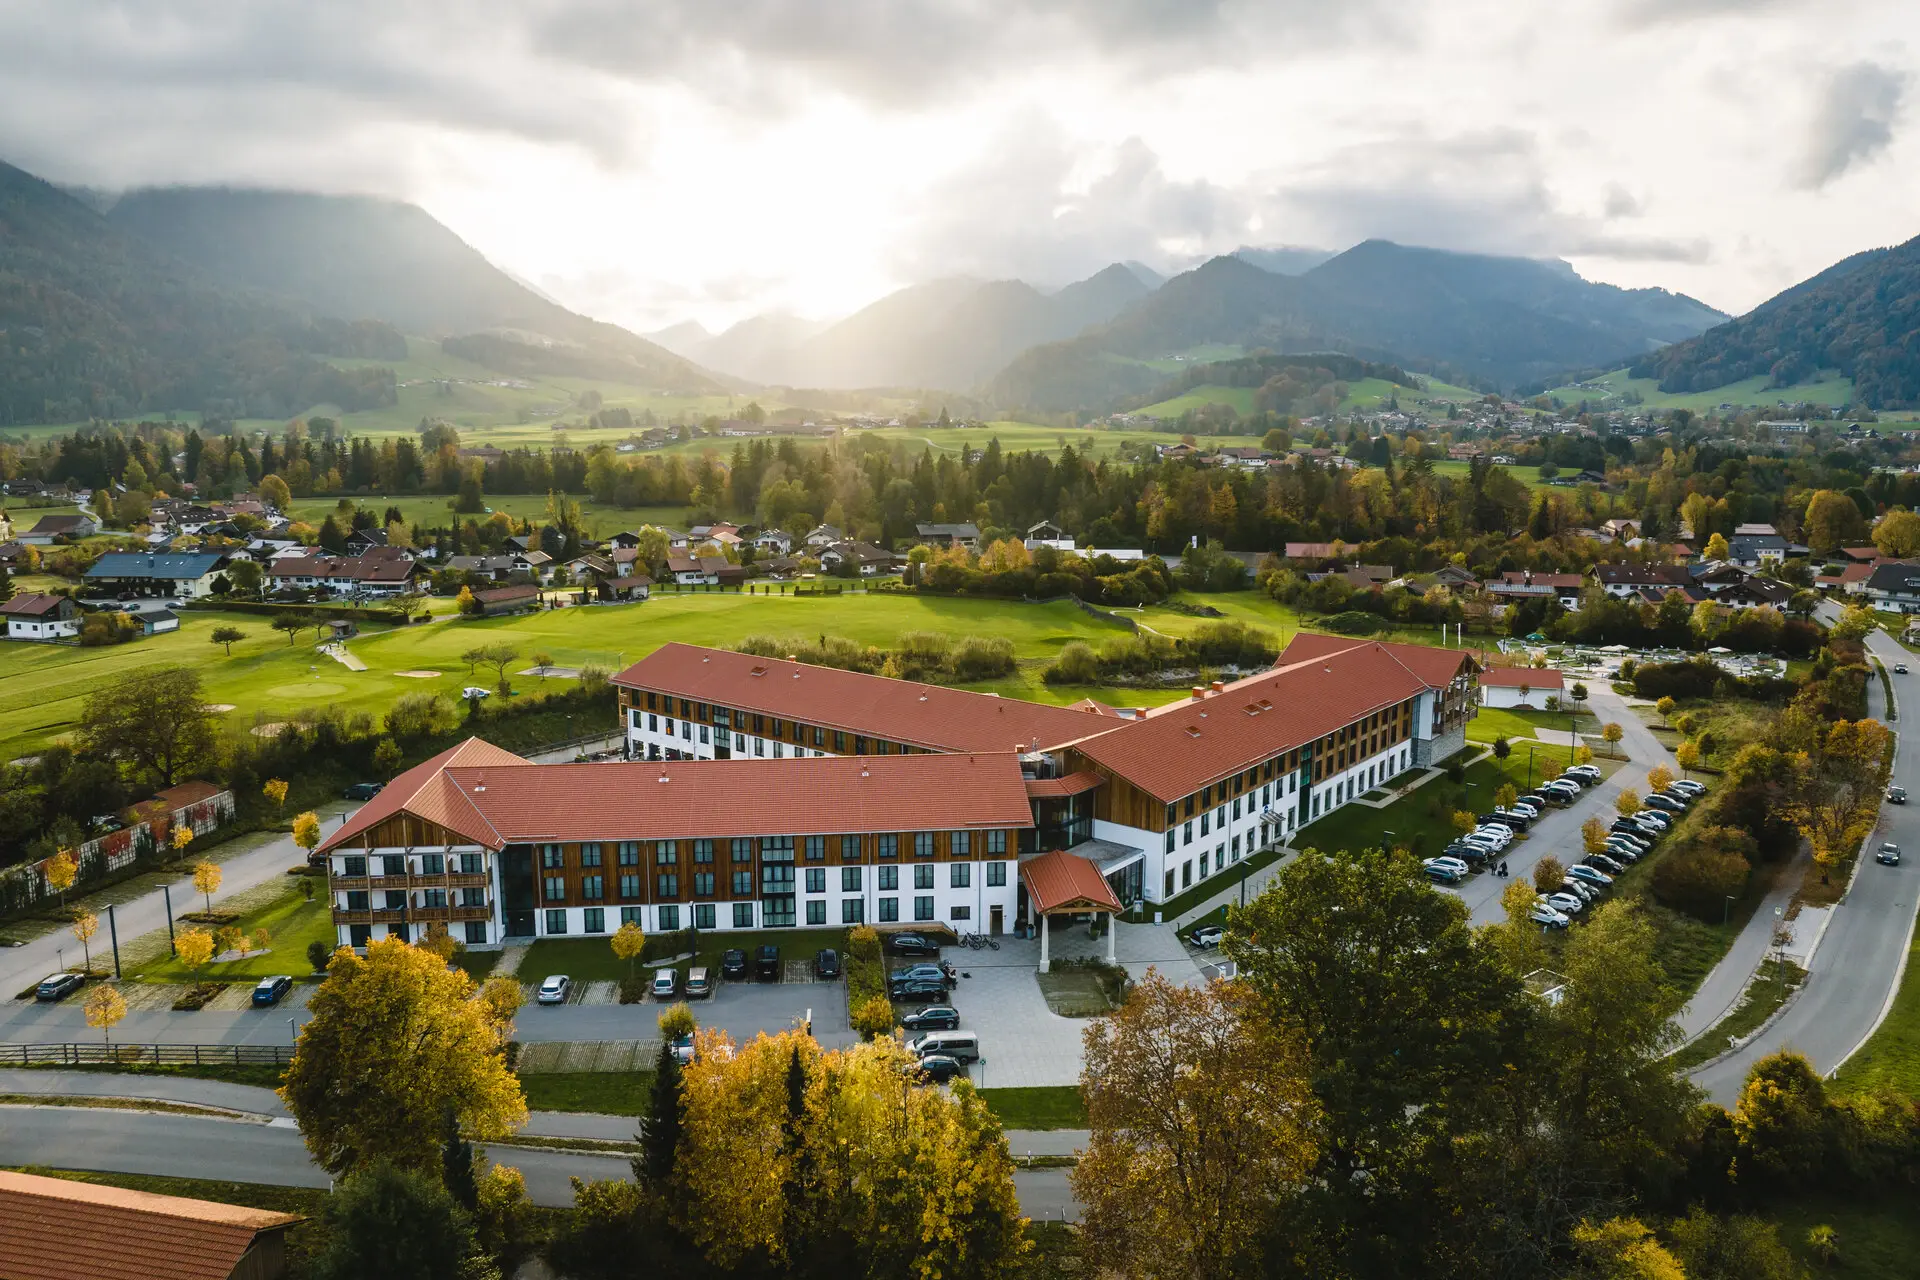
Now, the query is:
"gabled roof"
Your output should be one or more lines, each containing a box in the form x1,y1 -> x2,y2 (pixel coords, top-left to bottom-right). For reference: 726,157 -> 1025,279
320,738 -> 529,853
613,643 -> 1110,754
0,1168 -> 302,1280
85,552 -> 224,580
1021,848 -> 1123,915
0,592 -> 67,617
1863,561 -> 1920,594
26,513 -> 91,534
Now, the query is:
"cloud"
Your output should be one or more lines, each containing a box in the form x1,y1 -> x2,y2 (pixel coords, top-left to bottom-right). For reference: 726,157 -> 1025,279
1613,0 -> 1801,27
1794,61 -> 1907,188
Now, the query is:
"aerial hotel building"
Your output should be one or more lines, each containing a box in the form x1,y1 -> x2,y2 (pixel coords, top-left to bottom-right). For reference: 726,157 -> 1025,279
320,636 -> 1479,948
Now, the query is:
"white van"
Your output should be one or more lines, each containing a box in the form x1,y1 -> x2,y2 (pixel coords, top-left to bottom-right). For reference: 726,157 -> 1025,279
907,1030 -> 980,1063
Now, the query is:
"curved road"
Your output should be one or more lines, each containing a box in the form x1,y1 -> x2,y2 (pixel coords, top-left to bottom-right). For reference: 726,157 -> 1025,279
1690,624 -> 1920,1104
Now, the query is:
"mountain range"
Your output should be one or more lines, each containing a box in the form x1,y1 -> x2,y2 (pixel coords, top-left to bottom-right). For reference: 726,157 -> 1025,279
664,263 -> 1159,390
991,242 -> 1730,412
1629,233 -> 1920,409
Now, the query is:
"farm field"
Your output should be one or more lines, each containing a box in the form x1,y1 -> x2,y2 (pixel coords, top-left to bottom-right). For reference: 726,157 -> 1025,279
1544,367 -> 1855,412
1135,373 -> 1484,421
283,493 -> 685,539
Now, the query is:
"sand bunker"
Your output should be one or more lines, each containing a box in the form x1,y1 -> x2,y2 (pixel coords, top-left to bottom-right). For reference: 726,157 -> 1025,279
250,722 -> 288,737
204,704 -> 237,712
394,670 -> 441,679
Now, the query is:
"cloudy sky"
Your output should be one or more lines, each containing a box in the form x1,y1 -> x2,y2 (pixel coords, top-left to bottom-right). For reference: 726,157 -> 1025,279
1,0 -> 1914,334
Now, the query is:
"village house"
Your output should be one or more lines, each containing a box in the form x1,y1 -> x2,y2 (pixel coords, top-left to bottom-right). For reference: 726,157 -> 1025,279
84,551 -> 228,599
0,592 -> 80,641
1479,666 -> 1564,709
911,522 -> 982,551
817,541 -> 898,576
18,512 -> 99,544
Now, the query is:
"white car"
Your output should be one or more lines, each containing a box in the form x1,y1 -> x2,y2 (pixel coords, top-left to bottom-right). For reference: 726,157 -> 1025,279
535,974 -> 571,1005
1566,764 -> 1603,780
1473,825 -> 1514,849
1529,903 -> 1570,928
1669,779 -> 1706,797
1424,857 -> 1470,881
652,969 -> 679,999
1188,924 -> 1226,949
461,686 -> 492,700
1633,810 -> 1673,831
1543,892 -> 1585,915
1509,801 -> 1542,818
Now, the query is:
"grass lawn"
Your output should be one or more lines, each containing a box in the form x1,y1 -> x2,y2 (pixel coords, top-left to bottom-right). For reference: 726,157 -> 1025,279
1831,925 -> 1920,1097
1766,1195 -> 1920,1280
130,885 -> 333,982
1467,705 -> 1600,745
978,1085 -> 1086,1130
1667,958 -> 1806,1073
516,1070 -> 655,1117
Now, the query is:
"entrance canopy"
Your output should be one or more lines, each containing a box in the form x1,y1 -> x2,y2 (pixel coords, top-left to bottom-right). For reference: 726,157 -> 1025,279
1021,848 -> 1124,915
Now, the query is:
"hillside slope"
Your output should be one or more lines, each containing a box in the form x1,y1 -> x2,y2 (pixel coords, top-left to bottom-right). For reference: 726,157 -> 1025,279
108,186 -> 720,392
0,159 -> 401,425
992,241 -> 1727,412
1629,234 -> 1920,408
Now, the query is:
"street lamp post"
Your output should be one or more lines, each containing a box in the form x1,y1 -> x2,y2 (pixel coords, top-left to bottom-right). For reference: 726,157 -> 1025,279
1723,894 -> 1736,926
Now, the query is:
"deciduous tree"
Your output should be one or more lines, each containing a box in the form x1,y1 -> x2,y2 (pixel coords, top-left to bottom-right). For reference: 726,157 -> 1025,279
210,625 -> 245,655
84,983 -> 126,1047
192,860 -> 222,914
1534,855 -> 1568,894
293,812 -> 322,863
1676,740 -> 1702,776
71,910 -> 98,972
1615,790 -> 1644,819
77,666 -> 215,788
176,926 -> 214,972
281,937 -> 527,1176
1570,1216 -> 1685,1280
1872,507 -> 1920,558
1583,817 -> 1611,856
263,778 -> 289,811
1602,722 -> 1625,756
1076,970 -> 1316,1280
307,1161 -> 497,1280
1646,765 -> 1675,794
611,921 -> 646,980
272,612 -> 307,645
44,848 -> 77,910
1655,696 -> 1677,725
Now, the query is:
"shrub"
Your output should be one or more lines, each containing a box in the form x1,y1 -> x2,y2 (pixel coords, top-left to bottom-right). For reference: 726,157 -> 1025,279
1652,835 -> 1753,920
618,975 -> 648,1005
1324,610 -> 1384,635
845,926 -> 888,1029
1044,641 -> 1101,685
385,691 -> 458,741
948,634 -> 1016,680
308,939 -> 334,973
850,993 -> 895,1040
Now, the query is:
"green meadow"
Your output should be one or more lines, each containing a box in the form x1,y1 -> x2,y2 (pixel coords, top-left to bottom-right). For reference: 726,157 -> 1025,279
1545,367 -> 1855,412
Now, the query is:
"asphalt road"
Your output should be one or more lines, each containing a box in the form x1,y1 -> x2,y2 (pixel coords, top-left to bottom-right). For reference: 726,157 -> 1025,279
1690,624 -> 1920,1104
0,1105 -> 1081,1217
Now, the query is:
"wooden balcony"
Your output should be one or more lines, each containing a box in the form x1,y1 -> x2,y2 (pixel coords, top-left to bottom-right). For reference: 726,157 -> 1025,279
331,875 -> 370,892
451,904 -> 491,922
331,908 -> 408,925
368,875 -> 410,890
447,873 -> 489,889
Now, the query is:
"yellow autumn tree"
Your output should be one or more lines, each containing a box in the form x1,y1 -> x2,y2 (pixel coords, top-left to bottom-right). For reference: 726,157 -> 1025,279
1602,722 -> 1625,757
1675,741 -> 1702,776
672,1027 -> 1025,1277
263,778 -> 289,811
84,984 -> 127,1048
192,860 -> 222,914
280,936 -> 527,1176
1615,790 -> 1644,819
610,920 -> 646,980
44,848 -> 78,910
1075,970 -> 1316,1280
1570,1216 -> 1686,1280
171,825 -> 195,864
1582,817 -> 1611,856
70,910 -> 99,973
292,812 -> 322,863
1646,765 -> 1675,795
175,927 -> 214,973
1494,783 -> 1517,810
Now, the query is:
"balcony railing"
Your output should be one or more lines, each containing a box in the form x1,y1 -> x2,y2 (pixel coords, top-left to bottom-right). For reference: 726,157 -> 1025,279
332,871 -> 490,890
333,902 -> 491,926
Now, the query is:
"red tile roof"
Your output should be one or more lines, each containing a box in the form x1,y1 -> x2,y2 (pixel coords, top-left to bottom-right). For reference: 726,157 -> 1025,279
612,643 -> 1112,754
1480,666 -> 1563,689
320,738 -> 529,853
1068,637 -> 1473,803
153,781 -> 226,810
330,746 -> 1036,847
1024,772 -> 1105,799
1020,848 -> 1123,914
0,1169 -> 301,1280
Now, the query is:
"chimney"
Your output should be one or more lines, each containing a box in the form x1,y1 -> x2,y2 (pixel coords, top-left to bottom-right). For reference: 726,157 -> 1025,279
1191,687 -> 1207,701
1210,681 -> 1225,694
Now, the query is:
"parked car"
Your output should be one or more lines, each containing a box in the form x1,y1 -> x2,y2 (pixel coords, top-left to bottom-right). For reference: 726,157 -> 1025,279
1543,892 -> 1585,915
251,975 -> 293,1007
914,1053 -> 967,1084
720,949 -> 749,980
900,1005 -> 961,1031
34,971 -> 84,1002
890,963 -> 954,990
1669,779 -> 1706,797
536,975 -> 571,1005
907,1030 -> 980,1063
1559,878 -> 1596,904
671,1033 -> 695,1066
342,782 -> 383,801
1632,810 -> 1673,831
814,949 -> 842,979
1188,924 -> 1226,948
1889,785 -> 1908,805
652,969 -> 679,999
1644,794 -> 1686,814
1879,842 -> 1902,866
1517,794 -> 1552,811
1474,824 -> 1514,848
1657,789 -> 1695,807
1597,848 -> 1637,869
1529,903 -> 1571,928
754,945 -> 781,981
1424,863 -> 1465,884
685,967 -> 712,998
1424,856 -> 1471,878
887,933 -> 940,956
1566,764 -> 1603,781
892,979 -> 950,1003
1568,865 -> 1614,889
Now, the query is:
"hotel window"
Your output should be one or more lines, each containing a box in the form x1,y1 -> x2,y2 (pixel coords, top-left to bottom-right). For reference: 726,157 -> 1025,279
543,876 -> 565,901
656,841 -> 677,865
581,875 -> 604,900
761,836 -> 795,861
878,834 -> 897,859
1164,869 -> 1175,897
773,742 -> 784,759
540,845 -> 563,869
383,855 -> 406,876
878,897 -> 898,922
646,691 -> 658,711
648,714 -> 658,731
350,923 -> 372,946
693,839 -> 714,863
839,834 -> 861,860
950,905 -> 971,921
1232,797 -> 1241,820
732,838 -> 753,862
814,726 -> 825,747
346,890 -> 369,911
987,862 -> 1006,887
841,866 -> 862,892
1201,785 -> 1213,807
1199,812 -> 1209,836
878,866 -> 899,891
342,855 -> 367,877
1164,831 -> 1176,854
1182,861 -> 1193,887
987,830 -> 1006,855
617,842 -> 640,866
754,738 -> 765,757
659,905 -> 680,931
950,863 -> 970,889
656,873 -> 678,897
619,874 -> 640,899
806,901 -> 827,925
544,909 -> 567,935
464,922 -> 487,945
914,896 -> 934,921
694,904 -> 715,930
842,900 -> 865,924
950,831 -> 970,857
732,870 -> 753,896
854,736 -> 867,753
805,868 -> 826,894
833,731 -> 847,752
699,725 -> 710,745
1164,803 -> 1178,826
681,722 -> 692,741
805,836 -> 826,861
914,864 -> 934,890
420,853 -> 444,875
913,832 -> 934,858
580,843 -> 602,867
694,871 -> 715,897
621,906 -> 643,928
459,853 -> 481,875
583,907 -> 605,933
678,698 -> 690,717
733,903 -> 754,928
